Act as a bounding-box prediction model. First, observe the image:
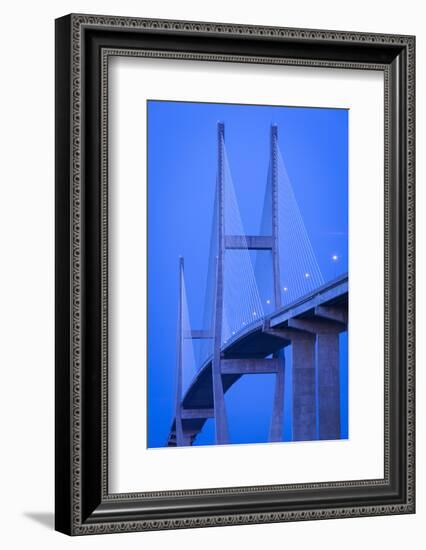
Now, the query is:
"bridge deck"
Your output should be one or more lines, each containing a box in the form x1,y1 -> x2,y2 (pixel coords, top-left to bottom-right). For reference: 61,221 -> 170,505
166,274 -> 348,446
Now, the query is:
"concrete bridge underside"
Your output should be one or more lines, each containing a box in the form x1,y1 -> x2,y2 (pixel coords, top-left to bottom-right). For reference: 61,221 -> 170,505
167,274 -> 348,446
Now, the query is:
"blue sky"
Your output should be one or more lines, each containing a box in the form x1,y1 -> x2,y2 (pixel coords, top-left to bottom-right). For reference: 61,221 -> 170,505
147,100 -> 348,448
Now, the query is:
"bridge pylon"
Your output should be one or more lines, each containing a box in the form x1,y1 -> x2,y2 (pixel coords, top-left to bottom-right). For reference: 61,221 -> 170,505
269,123 -> 286,442
209,122 -> 286,445
174,257 -> 193,446
211,121 -> 230,444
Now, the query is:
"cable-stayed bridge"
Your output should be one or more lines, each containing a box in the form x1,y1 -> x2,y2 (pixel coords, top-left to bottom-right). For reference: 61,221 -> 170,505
167,122 -> 348,447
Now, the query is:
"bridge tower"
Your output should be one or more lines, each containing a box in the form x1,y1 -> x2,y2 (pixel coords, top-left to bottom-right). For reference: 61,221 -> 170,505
211,121 -> 230,444
209,122 -> 286,445
268,124 -> 286,442
174,257 -> 186,446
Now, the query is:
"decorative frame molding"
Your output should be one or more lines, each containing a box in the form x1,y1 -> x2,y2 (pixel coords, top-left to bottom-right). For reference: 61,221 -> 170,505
55,13 -> 415,535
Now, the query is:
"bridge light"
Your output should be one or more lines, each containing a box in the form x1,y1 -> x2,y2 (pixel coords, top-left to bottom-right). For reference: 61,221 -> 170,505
266,299 -> 271,304
305,272 -> 310,278
253,311 -> 257,316
332,254 -> 338,261
283,286 -> 288,292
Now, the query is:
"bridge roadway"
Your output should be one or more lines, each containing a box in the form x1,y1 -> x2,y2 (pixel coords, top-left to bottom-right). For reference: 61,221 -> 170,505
167,273 -> 348,446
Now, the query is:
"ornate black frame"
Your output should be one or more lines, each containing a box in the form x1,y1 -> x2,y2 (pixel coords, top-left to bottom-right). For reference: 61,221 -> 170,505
55,13 -> 415,535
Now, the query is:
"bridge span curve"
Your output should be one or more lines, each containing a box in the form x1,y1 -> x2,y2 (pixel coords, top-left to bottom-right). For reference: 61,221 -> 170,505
167,273 -> 348,446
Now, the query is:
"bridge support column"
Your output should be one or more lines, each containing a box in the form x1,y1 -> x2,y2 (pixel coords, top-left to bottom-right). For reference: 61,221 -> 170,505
269,352 -> 285,442
180,433 -> 193,446
212,356 -> 229,444
212,121 -> 230,445
292,334 -> 316,441
268,121 -> 285,443
317,333 -> 340,440
288,318 -> 345,441
175,257 -> 187,447
262,325 -> 316,442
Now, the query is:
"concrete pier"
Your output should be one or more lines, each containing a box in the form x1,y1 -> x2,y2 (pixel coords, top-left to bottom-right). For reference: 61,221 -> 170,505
317,332 -> 341,440
292,333 -> 316,441
269,353 -> 285,442
288,317 -> 344,441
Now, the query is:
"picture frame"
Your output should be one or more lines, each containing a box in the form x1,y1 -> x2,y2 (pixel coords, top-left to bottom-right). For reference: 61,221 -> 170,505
55,13 -> 415,535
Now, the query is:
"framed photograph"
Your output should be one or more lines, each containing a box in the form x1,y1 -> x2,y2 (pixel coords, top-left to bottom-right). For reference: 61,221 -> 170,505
55,14 -> 415,535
